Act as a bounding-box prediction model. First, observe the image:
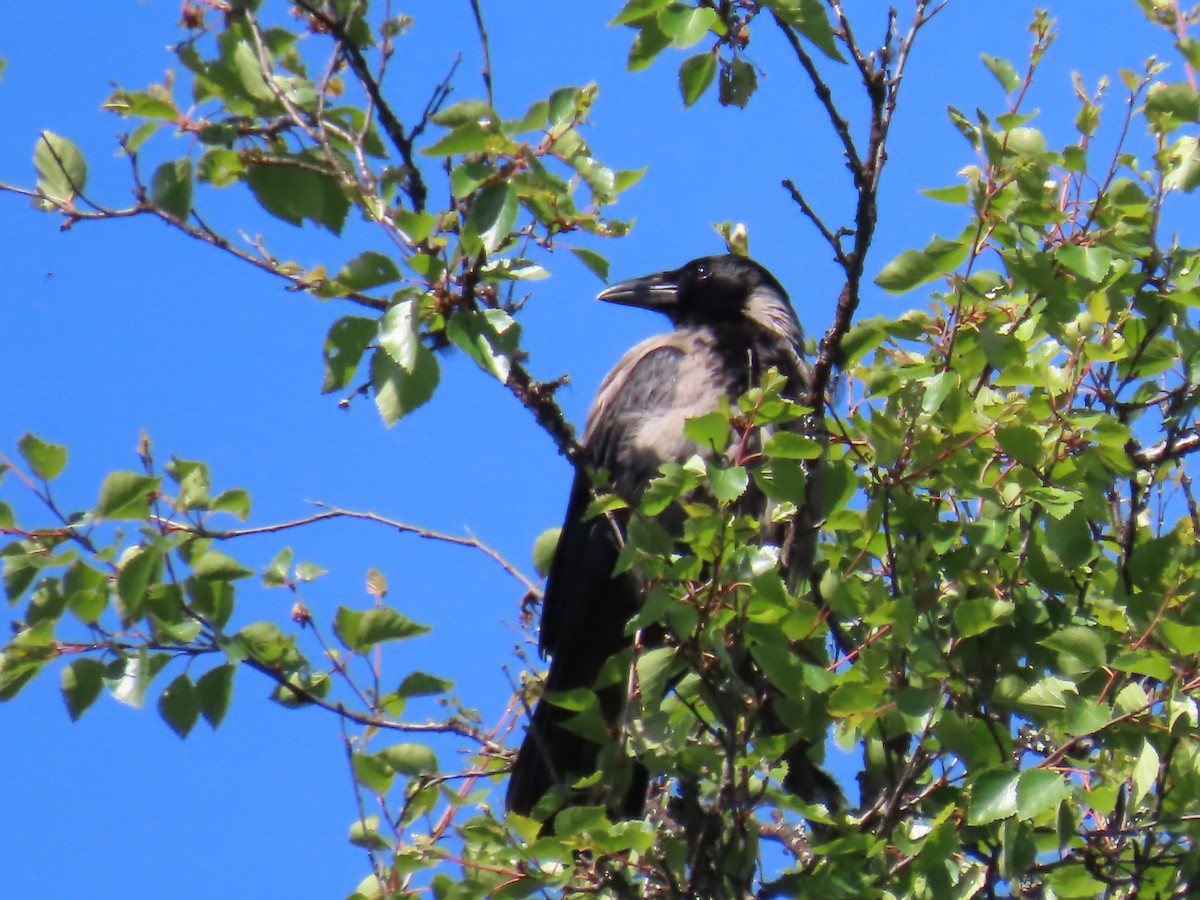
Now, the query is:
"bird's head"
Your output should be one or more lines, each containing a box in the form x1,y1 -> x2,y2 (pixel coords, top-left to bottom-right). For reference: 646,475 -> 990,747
597,254 -> 799,337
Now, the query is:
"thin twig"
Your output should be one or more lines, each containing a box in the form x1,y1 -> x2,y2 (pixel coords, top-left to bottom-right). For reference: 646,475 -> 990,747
467,0 -> 494,108
158,504 -> 541,596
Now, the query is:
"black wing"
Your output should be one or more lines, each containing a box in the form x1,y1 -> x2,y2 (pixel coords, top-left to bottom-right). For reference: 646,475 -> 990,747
507,341 -> 687,817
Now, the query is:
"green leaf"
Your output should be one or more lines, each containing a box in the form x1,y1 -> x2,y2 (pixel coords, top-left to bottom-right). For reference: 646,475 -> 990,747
196,663 -> 234,728
1145,80 -> 1200,132
322,315 -> 378,393
1017,769 -> 1071,821
706,462 -> 749,504
106,648 -> 158,709
198,147 -> 243,187
875,236 -> 970,293
96,471 -> 160,520
1164,135 -> 1200,192
532,527 -> 560,577
1056,244 -> 1113,281
1131,738 -> 1160,803
763,431 -> 822,460
981,53 -> 1021,94
657,6 -> 719,48
611,0 -> 671,26
420,122 -> 495,157
337,251 -> 401,291
371,346 -> 439,426
719,57 -> 757,108
349,815 -> 392,850
17,433 -> 67,481
463,182 -> 518,255
446,308 -> 518,382
679,52 -> 717,107
996,424 -> 1043,467
158,673 -> 199,738
262,546 -> 294,588
61,658 -> 104,721
151,158 -> 194,219
117,547 -> 161,622
1041,625 -> 1106,672
430,98 -> 496,127
763,0 -> 844,62
627,18 -> 671,71
684,410 -> 730,452
244,162 -> 349,234
396,671 -> 452,699
377,300 -> 423,371
211,488 -> 251,520
334,606 -> 430,652
394,210 -> 437,243
191,550 -> 254,581
570,247 -> 610,281
969,769 -> 1019,825
376,742 -> 438,776
920,184 -> 969,204
353,753 -> 395,795
34,131 -> 87,202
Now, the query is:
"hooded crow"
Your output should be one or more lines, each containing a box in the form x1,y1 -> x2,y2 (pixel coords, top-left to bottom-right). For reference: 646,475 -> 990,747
507,254 -> 833,821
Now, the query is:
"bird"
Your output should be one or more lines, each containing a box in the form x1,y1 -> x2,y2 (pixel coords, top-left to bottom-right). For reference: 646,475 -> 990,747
506,253 -> 834,823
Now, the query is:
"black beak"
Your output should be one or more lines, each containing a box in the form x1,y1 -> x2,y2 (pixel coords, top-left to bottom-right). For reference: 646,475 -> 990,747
597,269 -> 679,314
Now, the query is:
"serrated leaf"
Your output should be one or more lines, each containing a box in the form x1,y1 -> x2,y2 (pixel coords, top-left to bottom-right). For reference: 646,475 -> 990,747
211,488 -> 251,520
61,658 -> 104,721
969,769 -> 1019,824
627,18 -> 671,71
1017,769 -> 1071,821
191,550 -> 254,581
34,131 -> 87,202
446,308 -> 517,382
377,300 -> 422,371
981,53 -> 1021,94
611,0 -> 672,26
706,462 -> 748,504
463,182 -> 518,255
1131,738 -> 1160,803
151,158 -> 193,219
1057,244 -> 1113,281
570,247 -> 610,281
117,547 -> 161,622
875,236 -> 970,293
763,0 -> 844,62
762,431 -> 822,459
371,346 -> 439,426
337,251 -> 400,292
719,57 -> 757,108
430,98 -> 496,127
396,671 -> 452,699
322,315 -> 378,393
244,162 -> 349,234
158,673 -> 199,738
196,663 -> 234,728
679,52 -> 717,107
360,608 -> 429,645
683,410 -> 730,452
262,546 -> 294,588
657,6 -> 719,48
96,471 -> 160,520
17,433 -> 67,481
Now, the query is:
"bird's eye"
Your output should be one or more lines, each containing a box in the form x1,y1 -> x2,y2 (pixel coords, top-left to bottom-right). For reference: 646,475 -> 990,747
694,264 -> 710,280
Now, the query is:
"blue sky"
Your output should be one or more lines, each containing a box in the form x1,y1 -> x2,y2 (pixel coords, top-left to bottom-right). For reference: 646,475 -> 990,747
0,3 -> 1183,896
